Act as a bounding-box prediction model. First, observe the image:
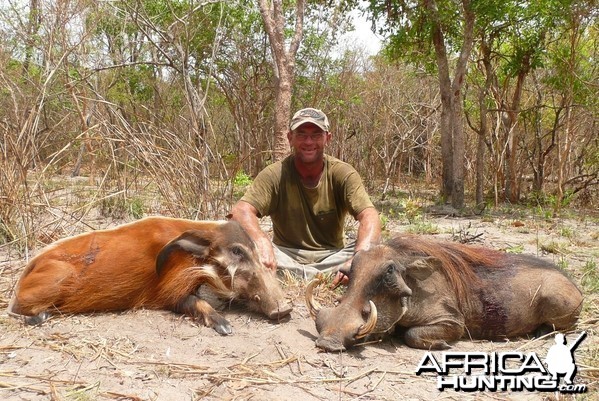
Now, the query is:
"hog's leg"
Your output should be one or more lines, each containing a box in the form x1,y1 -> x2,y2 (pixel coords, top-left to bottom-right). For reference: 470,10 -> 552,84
174,294 -> 233,335
9,260 -> 75,325
403,323 -> 464,350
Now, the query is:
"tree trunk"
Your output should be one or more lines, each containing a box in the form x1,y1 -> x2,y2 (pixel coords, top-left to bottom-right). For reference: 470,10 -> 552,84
501,44 -> 537,203
425,0 -> 475,209
258,0 -> 305,162
274,66 -> 293,160
555,15 -> 581,214
425,0 -> 453,202
22,0 -> 40,75
475,35 -> 494,207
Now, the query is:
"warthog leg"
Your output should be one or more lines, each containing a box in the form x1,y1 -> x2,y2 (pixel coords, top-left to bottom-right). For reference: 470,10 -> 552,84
174,294 -> 232,335
402,322 -> 464,350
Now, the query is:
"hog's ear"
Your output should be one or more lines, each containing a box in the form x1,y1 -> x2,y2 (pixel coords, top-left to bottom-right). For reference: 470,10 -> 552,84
405,256 -> 441,281
156,230 -> 213,275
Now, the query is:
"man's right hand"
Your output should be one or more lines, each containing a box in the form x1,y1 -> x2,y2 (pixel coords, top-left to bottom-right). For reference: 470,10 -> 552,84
229,201 -> 277,272
255,236 -> 277,271
331,270 -> 349,287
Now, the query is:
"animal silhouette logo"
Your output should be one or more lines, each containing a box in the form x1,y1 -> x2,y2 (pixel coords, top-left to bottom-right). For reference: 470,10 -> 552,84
544,331 -> 586,385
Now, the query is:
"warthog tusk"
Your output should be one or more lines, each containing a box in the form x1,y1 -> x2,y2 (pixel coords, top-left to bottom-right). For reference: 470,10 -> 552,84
305,279 -> 323,320
370,296 -> 409,335
398,296 -> 409,321
355,300 -> 377,339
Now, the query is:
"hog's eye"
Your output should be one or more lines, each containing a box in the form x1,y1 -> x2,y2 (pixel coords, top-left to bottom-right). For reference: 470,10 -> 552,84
386,264 -> 396,274
230,245 -> 245,258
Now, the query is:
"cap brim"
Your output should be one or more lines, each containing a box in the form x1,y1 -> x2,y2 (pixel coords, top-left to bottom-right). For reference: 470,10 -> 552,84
290,118 -> 328,132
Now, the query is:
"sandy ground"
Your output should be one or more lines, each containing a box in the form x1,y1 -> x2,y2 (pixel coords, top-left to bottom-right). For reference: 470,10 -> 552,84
1,212 -> 598,401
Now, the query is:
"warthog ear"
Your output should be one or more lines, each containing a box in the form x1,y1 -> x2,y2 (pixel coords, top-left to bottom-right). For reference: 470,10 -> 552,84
156,230 -> 213,275
405,256 -> 442,281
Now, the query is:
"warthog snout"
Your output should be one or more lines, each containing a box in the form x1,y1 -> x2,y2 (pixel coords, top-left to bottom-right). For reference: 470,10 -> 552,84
306,279 -> 378,352
315,335 -> 346,352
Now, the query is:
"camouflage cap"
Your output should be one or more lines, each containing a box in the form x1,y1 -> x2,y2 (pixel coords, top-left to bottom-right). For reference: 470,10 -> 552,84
289,108 -> 330,132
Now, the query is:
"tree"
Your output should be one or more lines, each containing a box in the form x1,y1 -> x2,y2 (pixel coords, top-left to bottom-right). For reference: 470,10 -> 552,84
258,0 -> 306,161
366,0 -> 476,209
207,2 -> 277,175
464,0 -> 592,206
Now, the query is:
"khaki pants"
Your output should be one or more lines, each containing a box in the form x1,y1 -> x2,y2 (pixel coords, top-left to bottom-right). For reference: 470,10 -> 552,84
273,241 -> 355,280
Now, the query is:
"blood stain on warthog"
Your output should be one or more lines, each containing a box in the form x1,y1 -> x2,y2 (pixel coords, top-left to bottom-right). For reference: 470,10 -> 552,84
479,293 -> 508,337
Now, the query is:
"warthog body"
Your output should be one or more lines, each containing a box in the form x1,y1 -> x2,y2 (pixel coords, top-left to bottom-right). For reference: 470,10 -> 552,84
308,235 -> 582,350
9,217 -> 292,334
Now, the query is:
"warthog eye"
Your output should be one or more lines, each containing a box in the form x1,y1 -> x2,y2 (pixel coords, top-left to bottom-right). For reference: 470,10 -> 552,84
386,264 -> 396,275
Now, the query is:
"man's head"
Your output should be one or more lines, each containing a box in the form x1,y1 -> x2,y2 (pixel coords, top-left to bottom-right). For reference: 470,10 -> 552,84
288,108 -> 331,165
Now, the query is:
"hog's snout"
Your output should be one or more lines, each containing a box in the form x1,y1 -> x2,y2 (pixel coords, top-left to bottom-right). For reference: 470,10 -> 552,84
266,302 -> 293,320
314,306 -> 366,352
315,336 -> 347,352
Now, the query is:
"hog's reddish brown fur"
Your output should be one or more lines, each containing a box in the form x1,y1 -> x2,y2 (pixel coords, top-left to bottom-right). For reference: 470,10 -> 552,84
9,217 -> 292,333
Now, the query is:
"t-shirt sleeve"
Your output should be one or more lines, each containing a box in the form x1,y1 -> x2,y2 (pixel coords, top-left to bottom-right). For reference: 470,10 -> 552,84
343,170 -> 375,218
240,166 -> 279,217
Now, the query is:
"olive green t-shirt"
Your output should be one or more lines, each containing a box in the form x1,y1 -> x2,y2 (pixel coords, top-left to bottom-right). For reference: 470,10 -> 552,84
240,154 -> 375,251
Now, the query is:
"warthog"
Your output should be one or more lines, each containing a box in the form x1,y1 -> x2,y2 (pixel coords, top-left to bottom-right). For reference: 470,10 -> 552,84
307,234 -> 583,350
9,217 -> 292,334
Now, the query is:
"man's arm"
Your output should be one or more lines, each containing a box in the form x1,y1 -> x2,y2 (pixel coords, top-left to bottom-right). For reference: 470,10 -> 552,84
332,207 -> 381,286
229,200 -> 277,271
354,206 -> 382,253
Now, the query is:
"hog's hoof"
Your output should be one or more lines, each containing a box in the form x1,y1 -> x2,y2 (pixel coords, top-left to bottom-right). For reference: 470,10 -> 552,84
404,335 -> 452,350
534,324 -> 554,338
24,312 -> 51,326
429,340 -> 451,350
212,316 -> 233,335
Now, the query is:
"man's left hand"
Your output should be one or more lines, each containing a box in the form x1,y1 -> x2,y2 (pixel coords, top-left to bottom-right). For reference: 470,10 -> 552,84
331,271 -> 348,287
332,258 -> 352,287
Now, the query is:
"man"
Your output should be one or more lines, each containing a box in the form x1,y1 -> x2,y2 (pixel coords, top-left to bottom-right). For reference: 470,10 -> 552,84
230,107 -> 381,284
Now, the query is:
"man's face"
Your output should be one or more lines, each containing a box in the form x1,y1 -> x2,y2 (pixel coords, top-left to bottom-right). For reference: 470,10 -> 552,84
287,123 -> 331,165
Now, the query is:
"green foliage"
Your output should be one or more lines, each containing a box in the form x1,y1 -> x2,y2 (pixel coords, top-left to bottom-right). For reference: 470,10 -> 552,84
529,191 -> 576,211
540,241 -> 567,255
65,382 -> 100,400
405,219 -> 439,235
505,244 -> 524,254
559,226 -> 574,239
403,199 -> 422,224
129,198 -> 145,219
398,199 -> 439,234
556,256 -> 569,270
100,196 -> 145,220
232,171 -> 252,199
107,66 -> 155,104
379,213 -> 389,231
581,259 -> 599,293
0,220 -> 14,245
233,171 -> 252,187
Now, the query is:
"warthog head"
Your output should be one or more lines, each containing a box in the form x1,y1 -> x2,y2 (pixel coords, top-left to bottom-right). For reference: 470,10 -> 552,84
306,245 -> 435,351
